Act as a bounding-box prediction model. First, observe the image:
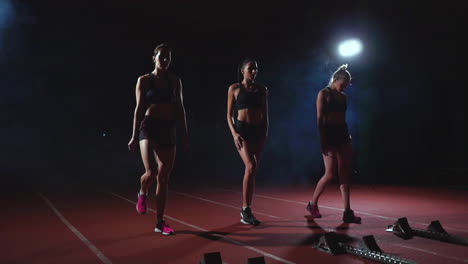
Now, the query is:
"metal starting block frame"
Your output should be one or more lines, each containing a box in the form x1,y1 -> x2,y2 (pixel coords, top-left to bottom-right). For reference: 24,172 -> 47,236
386,217 -> 468,246
314,232 -> 417,264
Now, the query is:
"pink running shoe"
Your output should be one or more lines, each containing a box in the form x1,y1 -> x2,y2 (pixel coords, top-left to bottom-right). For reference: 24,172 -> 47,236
136,193 -> 147,215
155,221 -> 175,235
306,202 -> 322,218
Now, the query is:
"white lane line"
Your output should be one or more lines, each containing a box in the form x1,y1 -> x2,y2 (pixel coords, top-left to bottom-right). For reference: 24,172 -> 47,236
173,191 -> 281,219
38,193 -> 112,264
217,188 -> 468,233
112,190 -> 466,263
174,191 -> 336,233
109,192 -> 297,264
195,188 -> 468,262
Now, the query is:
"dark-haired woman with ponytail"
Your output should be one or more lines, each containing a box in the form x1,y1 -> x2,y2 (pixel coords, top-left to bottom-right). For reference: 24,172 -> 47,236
227,58 -> 269,225
128,44 -> 189,235
306,64 -> 361,224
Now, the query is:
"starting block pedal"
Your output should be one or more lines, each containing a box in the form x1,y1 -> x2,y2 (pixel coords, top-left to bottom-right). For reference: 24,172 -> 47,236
387,217 -> 468,246
314,232 -> 417,264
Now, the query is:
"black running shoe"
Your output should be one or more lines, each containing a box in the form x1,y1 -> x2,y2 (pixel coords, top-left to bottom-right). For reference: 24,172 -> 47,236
343,209 -> 362,224
240,207 -> 261,225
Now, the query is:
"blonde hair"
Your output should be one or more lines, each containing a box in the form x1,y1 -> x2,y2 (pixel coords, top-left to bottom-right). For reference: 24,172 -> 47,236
328,64 -> 351,86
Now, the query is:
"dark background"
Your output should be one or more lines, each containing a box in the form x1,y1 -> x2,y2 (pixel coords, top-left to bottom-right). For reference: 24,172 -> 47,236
1,0 -> 466,190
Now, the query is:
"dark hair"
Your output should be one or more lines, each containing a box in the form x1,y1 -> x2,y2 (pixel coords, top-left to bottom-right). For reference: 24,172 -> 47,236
153,43 -> 171,56
237,57 -> 257,85
329,64 -> 351,85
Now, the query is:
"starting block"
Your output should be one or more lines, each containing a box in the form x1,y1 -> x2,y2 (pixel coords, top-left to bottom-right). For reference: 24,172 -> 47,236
387,217 -> 468,246
200,252 -> 223,264
247,256 -> 266,264
314,232 -> 417,264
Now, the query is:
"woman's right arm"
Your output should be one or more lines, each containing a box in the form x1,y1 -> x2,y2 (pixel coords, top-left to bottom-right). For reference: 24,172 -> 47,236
316,90 -> 328,155
227,84 -> 243,150
128,77 -> 146,151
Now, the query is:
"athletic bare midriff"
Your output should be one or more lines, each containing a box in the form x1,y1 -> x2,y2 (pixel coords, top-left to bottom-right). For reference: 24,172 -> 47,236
145,103 -> 176,120
326,112 -> 346,125
237,108 -> 265,124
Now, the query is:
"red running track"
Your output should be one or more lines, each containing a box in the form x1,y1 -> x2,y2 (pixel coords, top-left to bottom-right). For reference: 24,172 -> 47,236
2,185 -> 468,264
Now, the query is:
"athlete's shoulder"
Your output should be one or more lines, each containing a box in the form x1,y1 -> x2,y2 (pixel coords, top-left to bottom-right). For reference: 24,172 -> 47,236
320,86 -> 331,92
317,87 -> 331,100
138,73 -> 154,82
136,74 -> 153,88
228,83 -> 241,91
319,87 -> 332,95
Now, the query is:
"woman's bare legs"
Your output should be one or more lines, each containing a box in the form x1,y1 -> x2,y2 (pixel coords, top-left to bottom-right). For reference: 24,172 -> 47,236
311,149 -> 337,204
337,143 -> 353,210
238,143 -> 257,208
153,146 -> 176,221
139,139 -> 157,195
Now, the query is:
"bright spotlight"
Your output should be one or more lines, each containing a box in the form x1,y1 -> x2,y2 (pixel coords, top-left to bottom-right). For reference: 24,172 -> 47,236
338,39 -> 362,57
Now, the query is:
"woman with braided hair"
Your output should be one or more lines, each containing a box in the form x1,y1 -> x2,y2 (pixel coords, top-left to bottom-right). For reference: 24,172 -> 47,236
227,58 -> 269,225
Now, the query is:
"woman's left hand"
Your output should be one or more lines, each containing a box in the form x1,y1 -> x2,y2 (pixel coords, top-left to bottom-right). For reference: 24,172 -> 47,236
128,137 -> 138,152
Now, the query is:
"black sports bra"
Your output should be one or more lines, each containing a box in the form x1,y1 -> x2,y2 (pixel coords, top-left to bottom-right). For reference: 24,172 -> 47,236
235,84 -> 263,110
144,74 -> 177,104
325,87 -> 346,112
